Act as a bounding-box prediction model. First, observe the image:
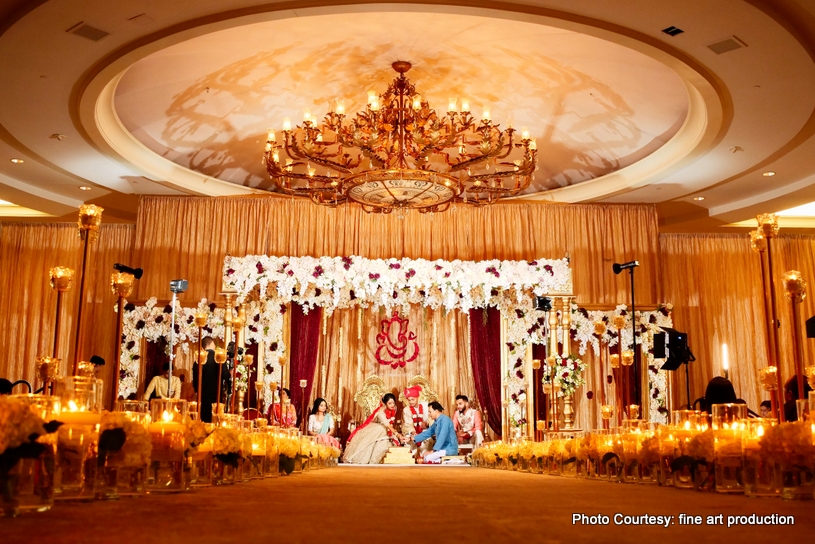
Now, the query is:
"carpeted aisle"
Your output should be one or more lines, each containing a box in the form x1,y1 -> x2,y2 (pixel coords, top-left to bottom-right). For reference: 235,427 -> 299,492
3,468 -> 812,543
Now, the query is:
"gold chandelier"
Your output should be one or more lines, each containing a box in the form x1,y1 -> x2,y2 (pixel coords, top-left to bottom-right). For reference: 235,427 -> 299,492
263,61 -> 537,214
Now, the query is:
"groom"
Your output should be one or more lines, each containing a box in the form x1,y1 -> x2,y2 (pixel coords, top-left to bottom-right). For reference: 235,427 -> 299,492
411,401 -> 458,464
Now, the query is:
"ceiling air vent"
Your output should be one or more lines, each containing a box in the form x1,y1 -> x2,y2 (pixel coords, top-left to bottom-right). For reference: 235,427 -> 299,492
662,26 -> 684,37
66,22 -> 109,42
708,36 -> 747,54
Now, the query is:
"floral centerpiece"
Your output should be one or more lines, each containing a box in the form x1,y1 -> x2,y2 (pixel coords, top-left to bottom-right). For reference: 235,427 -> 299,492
543,355 -> 587,398
210,426 -> 241,485
277,436 -> 302,475
0,396 -> 62,516
94,412 -> 152,499
759,422 -> 815,500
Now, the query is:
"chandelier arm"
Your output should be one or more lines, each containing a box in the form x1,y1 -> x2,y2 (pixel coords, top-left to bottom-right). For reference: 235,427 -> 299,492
284,136 -> 355,174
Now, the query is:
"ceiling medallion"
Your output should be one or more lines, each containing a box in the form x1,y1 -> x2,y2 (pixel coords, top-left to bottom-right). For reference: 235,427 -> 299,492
263,61 -> 537,214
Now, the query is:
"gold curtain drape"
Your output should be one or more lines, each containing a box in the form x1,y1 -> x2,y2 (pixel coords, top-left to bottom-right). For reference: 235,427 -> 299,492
0,223 -> 134,401
659,233 -> 815,412
134,196 -> 660,305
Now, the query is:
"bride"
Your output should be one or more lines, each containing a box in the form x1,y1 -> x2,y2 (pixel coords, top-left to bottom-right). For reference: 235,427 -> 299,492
342,393 -> 402,464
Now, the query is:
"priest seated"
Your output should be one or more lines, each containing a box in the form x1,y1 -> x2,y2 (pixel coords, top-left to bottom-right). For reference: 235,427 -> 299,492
453,395 -> 483,447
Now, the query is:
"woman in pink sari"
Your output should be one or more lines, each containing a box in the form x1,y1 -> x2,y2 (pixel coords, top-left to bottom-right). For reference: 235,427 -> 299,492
307,398 -> 341,449
341,393 -> 402,464
267,387 -> 297,427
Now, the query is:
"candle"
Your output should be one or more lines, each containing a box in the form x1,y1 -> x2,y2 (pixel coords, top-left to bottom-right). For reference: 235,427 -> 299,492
722,343 -> 730,379
59,409 -> 102,426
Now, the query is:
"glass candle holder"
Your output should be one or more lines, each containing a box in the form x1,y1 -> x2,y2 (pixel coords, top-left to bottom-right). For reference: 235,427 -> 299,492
249,430 -> 267,479
146,399 -> 188,493
94,411 -> 151,500
627,405 -> 640,420
54,377 -> 102,501
264,430 -> 280,478
796,399 -> 810,422
656,424 -> 676,487
712,404 -> 747,494
742,418 -> 779,497
2,395 -> 60,516
190,430 -> 214,488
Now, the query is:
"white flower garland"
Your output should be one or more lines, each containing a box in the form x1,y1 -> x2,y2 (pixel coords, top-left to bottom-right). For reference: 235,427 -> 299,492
117,297 -> 287,400
569,303 -> 673,423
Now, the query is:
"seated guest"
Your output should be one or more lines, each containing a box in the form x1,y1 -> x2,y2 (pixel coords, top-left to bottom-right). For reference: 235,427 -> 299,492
176,370 -> 196,402
308,397 -> 340,449
759,400 -> 772,418
412,401 -> 458,464
783,375 -> 813,422
697,377 -> 746,414
267,388 -> 298,427
342,393 -> 402,464
143,362 -> 181,400
453,394 -> 484,447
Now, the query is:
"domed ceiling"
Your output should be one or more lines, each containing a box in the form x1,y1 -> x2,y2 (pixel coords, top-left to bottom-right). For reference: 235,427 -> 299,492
113,11 -> 689,195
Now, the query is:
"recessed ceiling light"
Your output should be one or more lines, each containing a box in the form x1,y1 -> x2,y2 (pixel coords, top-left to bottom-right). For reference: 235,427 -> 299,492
693,196 -> 705,201
79,186 -> 91,191
763,171 -> 776,177
10,158 -> 24,164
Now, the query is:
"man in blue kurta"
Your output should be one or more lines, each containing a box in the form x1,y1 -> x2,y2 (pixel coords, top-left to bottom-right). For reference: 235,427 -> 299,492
412,401 -> 458,463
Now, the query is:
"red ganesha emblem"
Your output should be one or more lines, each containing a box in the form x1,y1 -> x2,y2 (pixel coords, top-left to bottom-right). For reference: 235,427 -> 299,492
375,312 -> 419,369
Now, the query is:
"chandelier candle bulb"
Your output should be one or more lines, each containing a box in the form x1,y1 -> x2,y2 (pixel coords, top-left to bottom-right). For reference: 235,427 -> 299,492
412,96 -> 421,110
521,128 -> 530,140
482,107 -> 490,122
283,118 -> 291,131
448,98 -> 457,112
267,129 -> 275,142
460,99 -> 469,112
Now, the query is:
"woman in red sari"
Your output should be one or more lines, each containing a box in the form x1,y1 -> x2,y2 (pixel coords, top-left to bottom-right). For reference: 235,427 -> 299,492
341,393 -> 402,464
267,387 -> 297,427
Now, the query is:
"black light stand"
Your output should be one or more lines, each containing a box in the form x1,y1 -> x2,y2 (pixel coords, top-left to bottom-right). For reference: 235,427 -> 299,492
613,261 -> 639,408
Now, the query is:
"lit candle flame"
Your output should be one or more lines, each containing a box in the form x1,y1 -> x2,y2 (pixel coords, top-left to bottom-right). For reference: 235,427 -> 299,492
162,410 -> 172,422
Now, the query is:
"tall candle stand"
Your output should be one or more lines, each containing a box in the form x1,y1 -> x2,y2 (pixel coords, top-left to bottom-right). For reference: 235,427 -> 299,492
46,267 -> 73,393
214,347 -> 227,416
610,353 -> 621,425
757,213 -> 785,420
532,358 -> 541,441
73,204 -> 103,374
783,271 -> 807,400
110,271 -> 135,409
194,311 -> 208,410
219,292 -> 234,412
230,305 -> 246,414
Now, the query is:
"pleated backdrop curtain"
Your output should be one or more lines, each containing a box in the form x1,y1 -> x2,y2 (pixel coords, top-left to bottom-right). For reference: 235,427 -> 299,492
659,233 -> 815,413
0,223 -> 134,402
313,305 -> 474,440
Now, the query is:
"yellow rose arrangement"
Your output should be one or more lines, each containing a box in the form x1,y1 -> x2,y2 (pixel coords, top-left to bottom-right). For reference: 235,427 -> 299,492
532,441 -> 549,459
563,438 -> 575,458
0,396 -> 49,454
318,444 -> 331,461
577,433 -> 598,461
100,412 -> 152,467
211,426 -> 242,456
493,443 -> 511,461
611,435 -> 625,458
278,436 -> 301,458
549,439 -> 566,457
506,443 -> 520,464
300,437 -> 317,458
759,422 -> 815,468
519,440 -> 535,460
687,429 -> 715,462
330,446 -> 341,459
637,435 -> 659,467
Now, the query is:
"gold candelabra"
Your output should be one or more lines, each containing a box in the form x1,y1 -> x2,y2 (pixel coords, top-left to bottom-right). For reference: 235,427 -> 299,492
783,270 -> 807,401
73,204 -> 103,374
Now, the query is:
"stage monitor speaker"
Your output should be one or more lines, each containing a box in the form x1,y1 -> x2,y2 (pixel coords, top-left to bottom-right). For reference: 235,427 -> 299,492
806,315 -> 815,338
660,327 -> 693,371
653,332 -> 666,359
534,296 -> 552,312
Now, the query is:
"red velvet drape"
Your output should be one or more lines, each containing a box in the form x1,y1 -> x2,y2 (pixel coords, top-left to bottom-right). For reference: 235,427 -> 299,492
469,307 -> 502,438
288,303 -> 323,427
